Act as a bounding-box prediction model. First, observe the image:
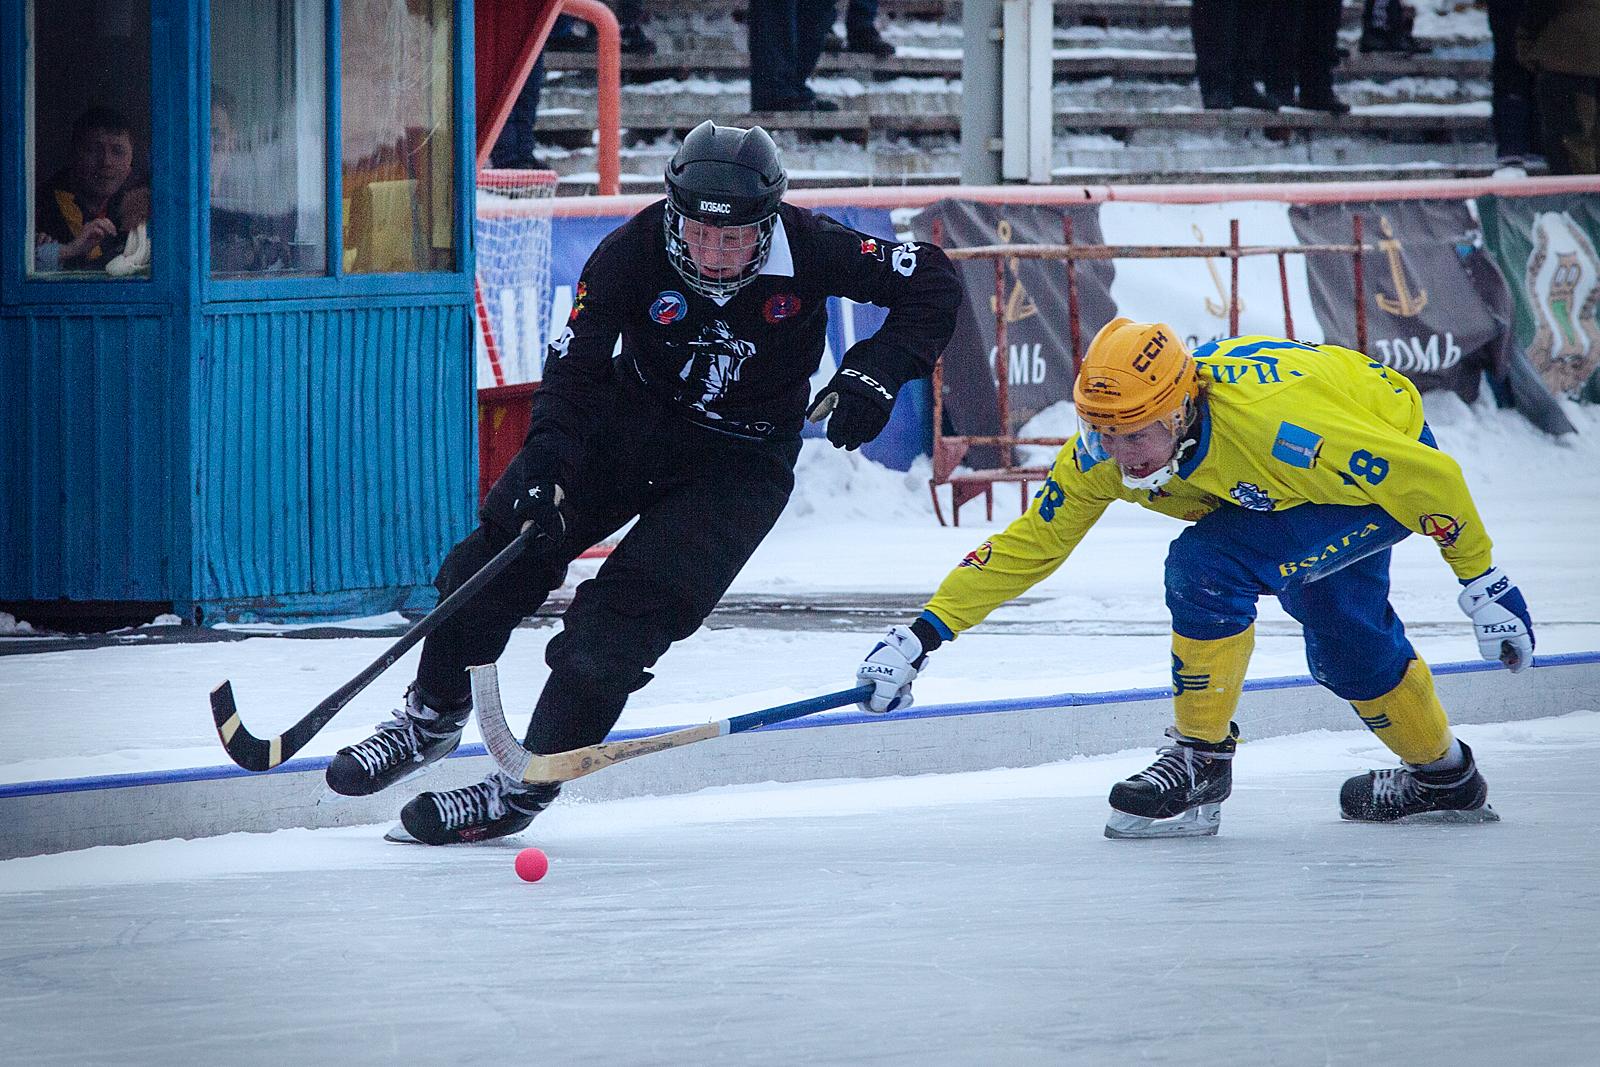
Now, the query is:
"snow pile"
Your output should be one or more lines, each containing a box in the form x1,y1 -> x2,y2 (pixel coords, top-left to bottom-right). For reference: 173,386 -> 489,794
0,612 -> 36,636
782,440 -> 937,524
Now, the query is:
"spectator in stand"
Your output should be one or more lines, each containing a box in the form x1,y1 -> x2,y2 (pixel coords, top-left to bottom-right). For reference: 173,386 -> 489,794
749,0 -> 841,112
34,106 -> 150,273
489,58 -> 547,171
1261,0 -> 1350,114
1490,0 -> 1544,175
1190,0 -> 1280,111
824,0 -> 897,58
1361,0 -> 1430,55
546,2 -> 655,57
1518,0 -> 1600,175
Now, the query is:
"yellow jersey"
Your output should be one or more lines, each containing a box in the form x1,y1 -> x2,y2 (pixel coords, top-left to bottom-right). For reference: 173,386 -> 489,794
924,335 -> 1493,636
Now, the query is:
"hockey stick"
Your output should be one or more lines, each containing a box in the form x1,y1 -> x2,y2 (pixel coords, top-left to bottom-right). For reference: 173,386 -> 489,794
471,662 -> 873,784
211,525 -> 539,771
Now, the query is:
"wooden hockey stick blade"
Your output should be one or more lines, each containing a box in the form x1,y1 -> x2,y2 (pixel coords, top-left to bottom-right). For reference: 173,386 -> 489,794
209,526 -> 538,772
470,663 -> 873,785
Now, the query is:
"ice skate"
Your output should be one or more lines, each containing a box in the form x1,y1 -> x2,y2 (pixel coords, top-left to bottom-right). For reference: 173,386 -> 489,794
394,772 -> 561,845
324,685 -> 471,797
1340,740 -> 1499,823
1105,724 -> 1238,839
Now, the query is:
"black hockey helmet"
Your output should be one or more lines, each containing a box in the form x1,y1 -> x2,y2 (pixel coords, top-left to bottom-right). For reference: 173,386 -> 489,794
663,121 -> 788,299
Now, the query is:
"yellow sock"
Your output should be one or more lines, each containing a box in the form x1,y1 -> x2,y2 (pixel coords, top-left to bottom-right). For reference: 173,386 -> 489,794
1350,657 -> 1454,765
1171,626 -> 1254,743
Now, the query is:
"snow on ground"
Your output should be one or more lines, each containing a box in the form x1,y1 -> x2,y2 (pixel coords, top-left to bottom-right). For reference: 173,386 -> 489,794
2,393 -> 1597,785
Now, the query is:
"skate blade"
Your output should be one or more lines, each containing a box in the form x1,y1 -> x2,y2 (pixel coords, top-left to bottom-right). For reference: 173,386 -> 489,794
383,823 -> 421,844
1398,804 -> 1500,825
1104,803 -> 1222,839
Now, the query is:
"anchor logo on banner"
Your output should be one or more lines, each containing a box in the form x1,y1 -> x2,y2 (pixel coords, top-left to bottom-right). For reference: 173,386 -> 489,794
989,219 -> 1039,324
1374,215 -> 1428,318
1193,224 -> 1240,319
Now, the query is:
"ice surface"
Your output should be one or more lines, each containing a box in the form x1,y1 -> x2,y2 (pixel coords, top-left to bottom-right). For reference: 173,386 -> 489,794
2,715 -> 1597,1065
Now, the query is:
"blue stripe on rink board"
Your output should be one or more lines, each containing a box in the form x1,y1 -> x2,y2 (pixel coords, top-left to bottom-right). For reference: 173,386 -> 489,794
6,651 -> 1597,801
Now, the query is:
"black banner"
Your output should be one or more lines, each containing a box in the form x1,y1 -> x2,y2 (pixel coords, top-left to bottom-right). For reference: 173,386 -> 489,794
1289,200 -> 1502,402
912,199 -> 1117,439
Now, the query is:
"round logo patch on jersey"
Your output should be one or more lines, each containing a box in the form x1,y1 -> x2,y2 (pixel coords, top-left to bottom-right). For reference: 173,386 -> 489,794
650,290 -> 687,325
763,292 -> 802,324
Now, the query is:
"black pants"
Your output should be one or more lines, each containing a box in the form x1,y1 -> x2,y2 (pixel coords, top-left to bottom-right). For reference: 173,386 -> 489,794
1190,0 -> 1270,100
1260,0 -> 1342,103
1489,0 -> 1541,162
416,386 -> 799,755
749,0 -> 838,109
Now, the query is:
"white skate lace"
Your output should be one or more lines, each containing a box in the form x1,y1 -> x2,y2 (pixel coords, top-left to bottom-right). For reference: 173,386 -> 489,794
1369,767 -> 1420,809
432,774 -> 514,829
347,710 -> 426,776
1134,728 -> 1232,793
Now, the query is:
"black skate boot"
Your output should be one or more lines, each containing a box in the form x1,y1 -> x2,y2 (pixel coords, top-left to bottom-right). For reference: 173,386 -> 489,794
324,685 -> 472,797
392,772 -> 562,845
1340,740 -> 1498,823
1105,723 -> 1239,839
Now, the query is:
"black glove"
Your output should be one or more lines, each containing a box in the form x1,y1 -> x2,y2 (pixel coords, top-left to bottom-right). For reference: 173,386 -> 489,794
807,367 -> 896,451
510,480 -> 569,548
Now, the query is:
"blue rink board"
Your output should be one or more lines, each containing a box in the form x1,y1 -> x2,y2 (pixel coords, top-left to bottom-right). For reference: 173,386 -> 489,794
7,650 -> 1597,801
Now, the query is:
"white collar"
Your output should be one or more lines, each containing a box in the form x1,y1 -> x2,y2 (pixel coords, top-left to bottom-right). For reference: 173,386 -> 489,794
758,216 -> 793,278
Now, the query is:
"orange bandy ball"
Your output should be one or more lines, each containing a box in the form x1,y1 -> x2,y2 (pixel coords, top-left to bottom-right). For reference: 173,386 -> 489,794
514,847 -> 549,883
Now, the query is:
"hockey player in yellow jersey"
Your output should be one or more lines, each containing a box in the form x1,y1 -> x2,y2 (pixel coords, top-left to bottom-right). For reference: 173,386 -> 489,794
854,319 -> 1536,837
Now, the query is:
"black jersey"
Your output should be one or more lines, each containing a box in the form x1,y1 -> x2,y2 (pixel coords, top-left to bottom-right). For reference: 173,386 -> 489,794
520,200 -> 961,486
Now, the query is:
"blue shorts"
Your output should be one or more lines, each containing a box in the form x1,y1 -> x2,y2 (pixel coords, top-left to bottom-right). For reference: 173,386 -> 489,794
1165,500 -> 1415,703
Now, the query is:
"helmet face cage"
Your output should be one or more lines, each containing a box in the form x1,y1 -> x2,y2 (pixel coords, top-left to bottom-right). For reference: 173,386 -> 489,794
663,200 -> 776,300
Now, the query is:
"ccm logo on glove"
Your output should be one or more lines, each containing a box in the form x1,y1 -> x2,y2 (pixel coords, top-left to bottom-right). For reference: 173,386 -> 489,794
807,367 -> 898,451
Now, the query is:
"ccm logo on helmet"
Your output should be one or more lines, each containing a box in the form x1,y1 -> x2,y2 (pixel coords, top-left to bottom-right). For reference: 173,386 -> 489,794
1132,331 -> 1167,374
698,200 -> 733,214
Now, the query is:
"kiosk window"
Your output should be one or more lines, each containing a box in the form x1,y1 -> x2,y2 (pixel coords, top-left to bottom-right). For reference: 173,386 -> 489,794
28,1 -> 153,279
340,0 -> 455,274
210,0 -> 328,277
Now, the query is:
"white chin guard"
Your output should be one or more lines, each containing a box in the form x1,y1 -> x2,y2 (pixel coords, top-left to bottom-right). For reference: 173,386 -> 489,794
1121,460 -> 1179,491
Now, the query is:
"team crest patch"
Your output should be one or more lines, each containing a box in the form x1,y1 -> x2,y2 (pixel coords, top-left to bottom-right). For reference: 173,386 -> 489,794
1228,481 -> 1277,511
859,238 -> 884,260
959,540 -> 993,570
650,290 -> 687,325
1419,513 -> 1464,548
569,281 -> 589,322
762,292 -> 802,324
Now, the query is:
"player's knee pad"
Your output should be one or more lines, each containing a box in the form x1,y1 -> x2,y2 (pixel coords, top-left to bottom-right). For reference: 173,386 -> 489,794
1165,532 -> 1259,640
1171,626 -> 1255,743
1349,657 -> 1453,765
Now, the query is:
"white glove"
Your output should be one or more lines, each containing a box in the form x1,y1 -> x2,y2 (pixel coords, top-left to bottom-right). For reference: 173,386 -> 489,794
856,624 -> 927,713
1457,566 -> 1536,673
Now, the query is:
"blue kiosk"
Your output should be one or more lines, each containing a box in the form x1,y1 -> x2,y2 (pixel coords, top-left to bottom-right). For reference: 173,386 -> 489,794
2,0 -> 481,626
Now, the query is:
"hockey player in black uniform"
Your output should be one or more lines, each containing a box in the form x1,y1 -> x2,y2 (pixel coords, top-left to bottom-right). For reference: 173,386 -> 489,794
324,121 -> 962,843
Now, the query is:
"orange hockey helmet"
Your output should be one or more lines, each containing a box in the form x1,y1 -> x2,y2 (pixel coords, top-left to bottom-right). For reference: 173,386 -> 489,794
1072,319 -> 1201,489
1073,318 -> 1200,437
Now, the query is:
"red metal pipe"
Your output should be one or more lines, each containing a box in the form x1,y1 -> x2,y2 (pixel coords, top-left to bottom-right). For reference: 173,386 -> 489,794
1353,214 -> 1368,353
1278,251 -> 1293,338
1228,218 -> 1240,336
1065,214 -> 1082,379
994,255 -> 1011,465
534,175 -> 1600,219
560,0 -> 621,196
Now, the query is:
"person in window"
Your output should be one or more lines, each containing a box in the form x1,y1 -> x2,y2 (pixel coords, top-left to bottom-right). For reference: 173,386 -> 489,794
210,88 -> 294,274
34,107 -> 149,273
